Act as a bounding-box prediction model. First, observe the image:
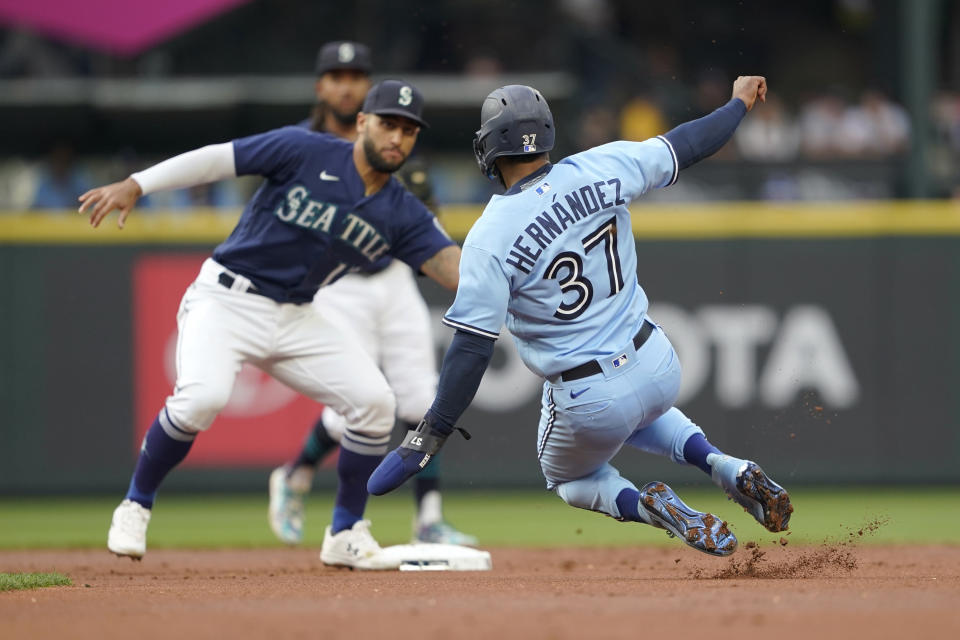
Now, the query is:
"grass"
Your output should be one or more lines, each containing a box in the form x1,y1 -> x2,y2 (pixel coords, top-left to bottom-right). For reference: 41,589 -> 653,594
0,487 -> 958,550
0,572 -> 72,591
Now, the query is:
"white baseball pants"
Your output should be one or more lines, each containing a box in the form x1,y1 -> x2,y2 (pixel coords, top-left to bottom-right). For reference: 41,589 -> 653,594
161,259 -> 396,455
312,260 -> 439,441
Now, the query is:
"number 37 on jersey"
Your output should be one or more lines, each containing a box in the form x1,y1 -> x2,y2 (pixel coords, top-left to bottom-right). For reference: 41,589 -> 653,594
544,216 -> 625,320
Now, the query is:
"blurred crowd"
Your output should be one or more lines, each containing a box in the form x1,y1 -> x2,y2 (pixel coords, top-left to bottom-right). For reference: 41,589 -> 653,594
583,88 -> 911,162
0,0 -> 957,208
0,146 -> 251,211
933,92 -> 960,199
567,83 -> 923,203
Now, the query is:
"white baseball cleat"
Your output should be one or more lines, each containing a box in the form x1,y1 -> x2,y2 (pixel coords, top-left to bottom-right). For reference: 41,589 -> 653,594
320,520 -> 400,570
268,466 -> 308,545
107,499 -> 151,560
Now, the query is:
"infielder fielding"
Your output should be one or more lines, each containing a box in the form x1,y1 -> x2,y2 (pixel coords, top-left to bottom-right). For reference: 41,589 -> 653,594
79,80 -> 460,569
268,41 -> 476,547
368,77 -> 793,556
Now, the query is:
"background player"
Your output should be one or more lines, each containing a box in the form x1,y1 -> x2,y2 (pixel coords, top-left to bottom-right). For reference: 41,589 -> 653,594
368,77 -> 793,557
79,80 -> 462,569
267,41 -> 476,547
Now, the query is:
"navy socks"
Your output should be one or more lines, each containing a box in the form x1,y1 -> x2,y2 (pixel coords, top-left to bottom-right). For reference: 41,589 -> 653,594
125,415 -> 195,509
682,433 -> 723,475
332,448 -> 384,533
615,488 -> 644,522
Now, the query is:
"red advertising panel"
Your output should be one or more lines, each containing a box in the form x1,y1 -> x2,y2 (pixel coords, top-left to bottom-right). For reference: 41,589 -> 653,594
132,253 -> 325,466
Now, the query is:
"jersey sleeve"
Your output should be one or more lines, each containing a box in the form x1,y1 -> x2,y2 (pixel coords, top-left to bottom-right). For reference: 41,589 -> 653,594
567,138 -> 679,202
389,193 -> 456,271
442,245 -> 510,340
232,126 -> 308,182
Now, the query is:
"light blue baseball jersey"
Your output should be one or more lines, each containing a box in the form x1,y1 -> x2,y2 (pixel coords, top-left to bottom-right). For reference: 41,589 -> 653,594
442,137 -> 679,378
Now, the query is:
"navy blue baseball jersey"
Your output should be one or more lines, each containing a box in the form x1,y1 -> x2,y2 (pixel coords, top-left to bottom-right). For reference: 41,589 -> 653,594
213,126 -> 452,303
297,117 -> 394,275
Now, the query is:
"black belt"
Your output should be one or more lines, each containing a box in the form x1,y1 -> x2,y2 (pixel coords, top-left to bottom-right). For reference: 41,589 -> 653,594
560,320 -> 655,382
218,272 -> 264,296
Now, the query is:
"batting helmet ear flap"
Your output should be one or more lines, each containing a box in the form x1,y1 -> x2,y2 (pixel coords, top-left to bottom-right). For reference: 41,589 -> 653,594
473,85 -> 555,182
473,129 -> 499,180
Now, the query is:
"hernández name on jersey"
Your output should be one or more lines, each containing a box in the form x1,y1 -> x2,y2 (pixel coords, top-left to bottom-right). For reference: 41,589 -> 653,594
212,126 -> 452,304
503,175 -> 626,275
273,185 -> 390,263
441,137 -> 678,378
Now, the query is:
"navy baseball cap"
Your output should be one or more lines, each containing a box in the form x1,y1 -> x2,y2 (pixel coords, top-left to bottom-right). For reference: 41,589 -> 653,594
362,80 -> 429,129
315,41 -> 373,76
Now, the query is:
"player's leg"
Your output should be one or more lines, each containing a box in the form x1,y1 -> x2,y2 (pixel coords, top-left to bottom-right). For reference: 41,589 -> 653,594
376,262 -> 476,544
540,325 -> 736,556
110,272 -> 263,558
266,305 -> 397,569
268,275 -> 379,544
299,275 -> 379,468
538,381 -> 735,556
537,379 -> 644,524
627,407 -> 793,532
623,324 -> 793,532
542,322 -> 681,517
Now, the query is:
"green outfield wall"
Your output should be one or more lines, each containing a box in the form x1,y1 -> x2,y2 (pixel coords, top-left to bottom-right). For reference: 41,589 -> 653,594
2,201 -> 960,493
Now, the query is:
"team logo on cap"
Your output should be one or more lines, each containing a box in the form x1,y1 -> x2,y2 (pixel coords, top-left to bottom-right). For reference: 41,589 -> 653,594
398,86 -> 413,106
338,43 -> 356,63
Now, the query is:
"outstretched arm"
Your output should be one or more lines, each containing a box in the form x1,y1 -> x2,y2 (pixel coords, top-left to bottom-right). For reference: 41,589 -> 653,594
78,142 -> 236,228
663,75 -> 767,170
368,329 -> 495,495
419,244 -> 461,291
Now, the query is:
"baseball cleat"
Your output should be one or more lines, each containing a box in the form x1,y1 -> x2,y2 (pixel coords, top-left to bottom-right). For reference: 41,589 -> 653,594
711,456 -> 793,532
268,465 -> 309,545
320,520 -> 400,570
414,520 -> 479,546
107,499 -> 151,560
639,481 -> 738,557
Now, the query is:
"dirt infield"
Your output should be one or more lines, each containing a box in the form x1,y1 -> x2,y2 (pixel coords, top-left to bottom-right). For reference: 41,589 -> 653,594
2,543 -> 958,640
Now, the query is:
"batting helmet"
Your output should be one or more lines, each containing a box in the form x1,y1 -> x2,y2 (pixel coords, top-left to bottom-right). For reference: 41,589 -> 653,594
472,85 -> 555,181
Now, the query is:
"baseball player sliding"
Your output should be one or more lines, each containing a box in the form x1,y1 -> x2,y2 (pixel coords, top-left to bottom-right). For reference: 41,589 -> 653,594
79,80 -> 461,570
369,77 -> 793,556
268,41 -> 476,548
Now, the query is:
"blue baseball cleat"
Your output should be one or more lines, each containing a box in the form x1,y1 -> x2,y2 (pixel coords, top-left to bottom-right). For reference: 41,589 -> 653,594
711,456 -> 793,532
640,481 -> 738,557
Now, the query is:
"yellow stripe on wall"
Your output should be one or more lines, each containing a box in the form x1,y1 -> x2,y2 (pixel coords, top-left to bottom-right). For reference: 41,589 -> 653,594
3,201 -> 960,244
0,209 -> 241,244
445,201 -> 960,239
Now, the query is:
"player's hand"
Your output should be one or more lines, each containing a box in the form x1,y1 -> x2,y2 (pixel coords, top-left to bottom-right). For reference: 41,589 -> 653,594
367,416 -> 470,495
731,76 -> 767,112
77,177 -> 143,229
367,445 -> 433,495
